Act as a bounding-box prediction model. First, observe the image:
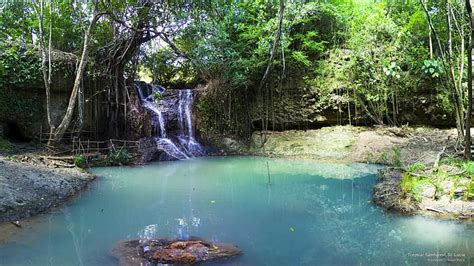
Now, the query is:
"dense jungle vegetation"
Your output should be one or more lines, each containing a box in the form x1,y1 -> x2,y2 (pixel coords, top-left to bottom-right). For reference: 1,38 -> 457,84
1,0 -> 474,155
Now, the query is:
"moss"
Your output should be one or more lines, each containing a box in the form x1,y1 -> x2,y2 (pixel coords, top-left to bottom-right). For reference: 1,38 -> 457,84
0,88 -> 44,138
0,137 -> 12,153
373,146 -> 403,167
249,127 -> 356,160
196,95 -> 218,137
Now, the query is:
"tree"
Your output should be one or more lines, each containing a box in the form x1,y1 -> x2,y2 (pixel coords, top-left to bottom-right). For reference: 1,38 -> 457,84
32,0 -> 54,144
51,10 -> 104,145
420,0 -> 468,147
465,0 -> 474,159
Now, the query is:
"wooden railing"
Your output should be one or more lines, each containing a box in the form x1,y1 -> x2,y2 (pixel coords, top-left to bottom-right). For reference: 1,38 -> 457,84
38,127 -> 139,156
72,138 -> 139,155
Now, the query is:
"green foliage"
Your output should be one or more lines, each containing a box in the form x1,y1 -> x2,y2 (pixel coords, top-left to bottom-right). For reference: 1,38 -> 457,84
400,173 -> 426,202
72,154 -> 87,168
106,148 -> 134,166
379,146 -> 403,167
465,182 -> 474,201
152,91 -> 162,102
0,0 -> 462,140
421,60 -> 444,78
196,95 -> 217,136
0,42 -> 41,88
383,62 -> 401,79
406,162 -> 426,173
0,137 -> 12,153
462,161 -> 474,176
439,156 -> 464,167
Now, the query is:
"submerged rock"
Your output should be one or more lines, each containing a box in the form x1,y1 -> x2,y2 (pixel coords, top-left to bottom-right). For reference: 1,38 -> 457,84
111,237 -> 241,265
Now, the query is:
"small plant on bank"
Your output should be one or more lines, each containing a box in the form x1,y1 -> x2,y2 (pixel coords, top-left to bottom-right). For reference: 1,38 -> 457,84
72,154 -> 87,168
378,146 -> 403,167
466,182 -> 474,201
400,173 -> 431,202
407,162 -> 425,173
106,148 -> 135,166
462,161 -> 474,177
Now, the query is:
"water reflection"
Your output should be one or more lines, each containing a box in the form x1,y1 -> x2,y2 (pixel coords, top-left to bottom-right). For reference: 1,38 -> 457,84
0,157 -> 472,266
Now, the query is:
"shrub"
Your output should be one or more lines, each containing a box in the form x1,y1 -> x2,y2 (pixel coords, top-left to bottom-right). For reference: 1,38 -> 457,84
0,137 -> 12,153
106,148 -> 134,166
462,161 -> 474,176
72,154 -> 87,168
406,162 -> 426,173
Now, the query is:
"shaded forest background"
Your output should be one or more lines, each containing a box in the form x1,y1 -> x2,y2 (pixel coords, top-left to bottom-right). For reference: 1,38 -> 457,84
0,0 -> 470,146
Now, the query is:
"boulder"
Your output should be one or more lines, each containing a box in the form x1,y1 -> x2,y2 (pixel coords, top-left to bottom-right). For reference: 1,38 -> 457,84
111,237 -> 241,266
421,184 -> 436,199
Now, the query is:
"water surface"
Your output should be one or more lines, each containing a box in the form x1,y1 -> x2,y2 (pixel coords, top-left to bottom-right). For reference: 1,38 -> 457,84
0,157 -> 473,265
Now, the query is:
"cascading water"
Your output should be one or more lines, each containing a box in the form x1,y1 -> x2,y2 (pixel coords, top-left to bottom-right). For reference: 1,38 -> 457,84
178,90 -> 204,156
136,83 -> 204,160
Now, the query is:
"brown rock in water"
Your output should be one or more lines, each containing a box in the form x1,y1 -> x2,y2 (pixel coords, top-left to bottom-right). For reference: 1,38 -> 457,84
111,237 -> 241,265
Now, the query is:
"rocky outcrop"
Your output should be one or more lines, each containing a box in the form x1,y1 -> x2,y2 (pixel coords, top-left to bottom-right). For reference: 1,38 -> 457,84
373,168 -> 419,214
210,126 -> 457,166
0,157 -> 95,223
111,237 -> 241,265
137,137 -> 180,162
374,168 -> 474,219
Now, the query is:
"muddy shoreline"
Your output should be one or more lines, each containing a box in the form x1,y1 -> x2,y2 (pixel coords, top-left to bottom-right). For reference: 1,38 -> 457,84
0,156 -> 96,223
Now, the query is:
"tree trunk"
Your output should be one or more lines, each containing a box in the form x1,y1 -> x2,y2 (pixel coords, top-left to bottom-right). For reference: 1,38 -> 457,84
32,0 -> 54,144
51,12 -> 104,145
465,0 -> 473,159
421,0 -> 465,147
257,0 -> 285,93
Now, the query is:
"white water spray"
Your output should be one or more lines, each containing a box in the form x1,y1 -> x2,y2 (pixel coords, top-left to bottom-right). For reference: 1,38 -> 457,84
136,83 -> 204,160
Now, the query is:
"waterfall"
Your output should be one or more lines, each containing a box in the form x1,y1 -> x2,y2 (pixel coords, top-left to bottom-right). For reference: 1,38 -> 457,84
135,83 -> 204,160
178,90 -> 204,156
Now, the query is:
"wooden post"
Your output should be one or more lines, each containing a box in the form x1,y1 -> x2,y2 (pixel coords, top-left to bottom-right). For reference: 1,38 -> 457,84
266,161 -> 272,185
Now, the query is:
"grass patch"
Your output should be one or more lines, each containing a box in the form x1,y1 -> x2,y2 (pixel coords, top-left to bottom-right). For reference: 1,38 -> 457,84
402,159 -> 474,202
375,146 -> 403,167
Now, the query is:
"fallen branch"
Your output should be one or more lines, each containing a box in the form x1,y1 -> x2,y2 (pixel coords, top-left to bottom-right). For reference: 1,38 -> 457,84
52,162 -> 75,168
10,221 -> 21,228
425,207 -> 445,214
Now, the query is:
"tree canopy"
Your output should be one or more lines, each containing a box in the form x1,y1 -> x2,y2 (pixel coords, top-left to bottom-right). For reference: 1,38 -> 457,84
0,0 -> 472,150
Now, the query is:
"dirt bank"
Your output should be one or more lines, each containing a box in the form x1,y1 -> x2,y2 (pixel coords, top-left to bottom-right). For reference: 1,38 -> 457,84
216,126 -> 457,166
0,155 -> 95,223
